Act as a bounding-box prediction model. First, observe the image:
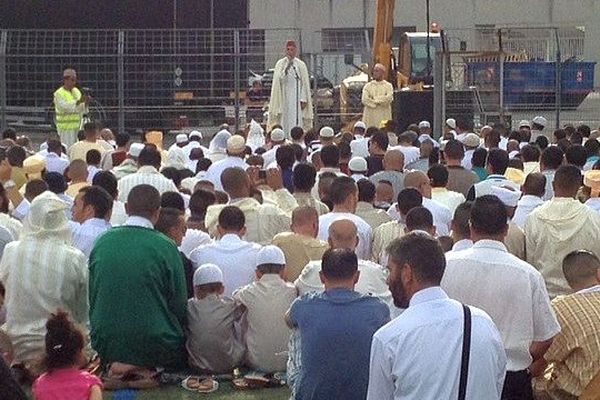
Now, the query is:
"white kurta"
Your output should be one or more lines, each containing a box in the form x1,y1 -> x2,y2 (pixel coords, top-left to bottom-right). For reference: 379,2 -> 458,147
361,79 -> 394,129
268,56 -> 313,135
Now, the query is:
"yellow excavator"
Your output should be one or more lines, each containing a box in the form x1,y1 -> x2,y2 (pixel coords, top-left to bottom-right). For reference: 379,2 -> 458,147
339,0 -> 445,129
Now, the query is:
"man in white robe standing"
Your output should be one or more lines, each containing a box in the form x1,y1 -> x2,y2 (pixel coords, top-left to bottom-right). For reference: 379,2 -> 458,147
268,40 -> 313,136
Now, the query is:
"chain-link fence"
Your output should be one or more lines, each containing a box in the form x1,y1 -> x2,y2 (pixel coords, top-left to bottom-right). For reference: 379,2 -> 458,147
441,27 -> 599,131
0,28 -> 300,136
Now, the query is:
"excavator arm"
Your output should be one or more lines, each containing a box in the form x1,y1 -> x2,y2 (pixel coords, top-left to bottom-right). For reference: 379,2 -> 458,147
372,0 -> 396,83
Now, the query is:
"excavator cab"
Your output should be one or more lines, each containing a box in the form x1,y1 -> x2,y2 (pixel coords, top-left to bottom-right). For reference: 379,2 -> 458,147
396,32 -> 442,89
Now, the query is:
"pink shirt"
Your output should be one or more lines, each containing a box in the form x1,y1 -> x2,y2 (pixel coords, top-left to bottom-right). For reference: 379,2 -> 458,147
33,368 -> 102,400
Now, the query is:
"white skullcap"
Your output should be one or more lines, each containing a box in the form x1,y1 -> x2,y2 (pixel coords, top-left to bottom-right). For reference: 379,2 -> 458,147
348,156 -> 368,172
193,263 -> 224,286
445,118 -> 457,129
518,120 -> 531,129
354,121 -> 367,130
189,130 -> 203,139
63,68 -> 76,78
462,133 -> 481,148
227,135 -> 246,154
532,116 -> 547,127
418,121 -> 431,129
491,185 -> 522,207
270,128 -> 286,142
256,245 -> 286,266
23,191 -> 70,239
319,126 -> 335,138
128,142 -> 145,158
175,133 -> 188,144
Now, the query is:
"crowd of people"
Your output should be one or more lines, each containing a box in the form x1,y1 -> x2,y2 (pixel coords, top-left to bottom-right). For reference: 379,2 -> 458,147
0,114 -> 599,400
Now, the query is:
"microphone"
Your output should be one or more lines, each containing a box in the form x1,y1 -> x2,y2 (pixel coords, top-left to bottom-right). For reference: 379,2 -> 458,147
285,60 -> 293,75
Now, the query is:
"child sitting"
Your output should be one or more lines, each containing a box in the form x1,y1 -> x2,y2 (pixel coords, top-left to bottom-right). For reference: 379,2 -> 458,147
234,245 -> 297,372
186,263 -> 245,373
32,311 -> 102,400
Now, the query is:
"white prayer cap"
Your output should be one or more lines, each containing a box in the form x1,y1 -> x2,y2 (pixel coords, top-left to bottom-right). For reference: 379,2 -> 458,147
193,263 -> 224,286
518,120 -> 531,129
226,135 -> 246,155
319,126 -> 335,138
532,116 -> 547,128
63,68 -> 76,78
189,130 -> 203,139
462,133 -> 481,148
445,118 -> 457,129
418,120 -> 431,129
348,156 -> 368,173
23,191 -> 70,239
175,133 -> 188,144
128,142 -> 145,158
354,121 -> 367,130
256,245 -> 286,266
491,185 -> 522,207
270,128 -> 286,142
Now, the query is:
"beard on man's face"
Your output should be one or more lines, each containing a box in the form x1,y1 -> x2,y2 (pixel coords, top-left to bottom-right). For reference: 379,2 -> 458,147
389,277 -> 410,309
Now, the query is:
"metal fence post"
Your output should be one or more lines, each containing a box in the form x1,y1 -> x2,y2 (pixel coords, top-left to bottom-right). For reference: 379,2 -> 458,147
117,31 -> 125,135
554,28 -> 561,129
234,29 -> 241,132
311,53 -> 318,129
433,51 -> 443,141
0,31 -> 7,130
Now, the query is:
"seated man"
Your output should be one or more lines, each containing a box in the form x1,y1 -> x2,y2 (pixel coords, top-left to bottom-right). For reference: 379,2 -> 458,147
0,192 -> 88,368
89,184 -> 187,370
535,250 -> 600,399
233,246 -> 297,373
287,248 -> 390,400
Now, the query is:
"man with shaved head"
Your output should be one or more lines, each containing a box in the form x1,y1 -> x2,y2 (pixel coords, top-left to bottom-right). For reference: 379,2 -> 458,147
296,219 -> 391,305
406,139 -> 434,172
370,149 -> 405,199
513,172 -> 546,228
361,63 -> 393,129
204,167 -> 291,245
387,170 -> 452,236
272,206 -> 328,282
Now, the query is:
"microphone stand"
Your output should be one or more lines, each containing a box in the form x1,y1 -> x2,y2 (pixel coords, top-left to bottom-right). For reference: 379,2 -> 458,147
293,65 -> 301,128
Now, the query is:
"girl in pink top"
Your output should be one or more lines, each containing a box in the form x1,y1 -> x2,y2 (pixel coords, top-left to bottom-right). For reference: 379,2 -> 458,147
32,311 -> 103,400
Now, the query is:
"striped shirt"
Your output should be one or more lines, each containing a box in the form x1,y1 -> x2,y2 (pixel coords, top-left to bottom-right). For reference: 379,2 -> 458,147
543,288 -> 600,396
71,218 -> 112,258
0,237 -> 88,364
117,165 -> 178,202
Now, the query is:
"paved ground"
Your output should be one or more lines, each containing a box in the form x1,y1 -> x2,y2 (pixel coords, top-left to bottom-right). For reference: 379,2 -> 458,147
103,385 -> 290,400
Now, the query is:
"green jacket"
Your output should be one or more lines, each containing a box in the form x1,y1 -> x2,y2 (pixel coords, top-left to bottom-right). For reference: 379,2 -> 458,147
89,225 -> 187,369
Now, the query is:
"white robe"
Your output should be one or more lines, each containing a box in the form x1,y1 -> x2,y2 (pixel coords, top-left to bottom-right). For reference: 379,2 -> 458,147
268,56 -> 313,135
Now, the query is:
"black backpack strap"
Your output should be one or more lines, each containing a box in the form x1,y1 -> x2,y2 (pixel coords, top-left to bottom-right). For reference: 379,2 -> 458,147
458,304 -> 472,400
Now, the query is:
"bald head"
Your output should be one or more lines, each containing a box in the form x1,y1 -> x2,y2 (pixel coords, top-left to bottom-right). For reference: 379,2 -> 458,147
68,159 -> 88,182
522,172 -> 546,198
420,140 -> 434,158
291,206 -> 319,238
562,250 -> 600,291
403,170 -> 431,198
328,219 -> 359,250
373,63 -> 387,81
383,150 -> 404,172
221,167 -> 251,198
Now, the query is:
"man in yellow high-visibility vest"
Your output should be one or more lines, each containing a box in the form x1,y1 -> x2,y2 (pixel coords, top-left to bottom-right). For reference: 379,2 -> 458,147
53,68 -> 90,147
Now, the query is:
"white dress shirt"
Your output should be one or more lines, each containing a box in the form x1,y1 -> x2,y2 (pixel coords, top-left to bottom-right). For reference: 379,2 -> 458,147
189,233 -> 262,297
462,149 -> 475,170
512,195 -> 545,228
71,218 -> 112,258
110,200 -> 127,226
117,166 -> 178,202
44,152 -> 70,174
204,156 -> 249,191
387,198 -> 452,236
448,238 -> 473,253
260,144 -> 280,168
471,174 -> 521,198
318,212 -> 373,260
367,287 -> 506,400
124,215 -> 154,228
442,240 -> 561,371
585,197 -> 600,214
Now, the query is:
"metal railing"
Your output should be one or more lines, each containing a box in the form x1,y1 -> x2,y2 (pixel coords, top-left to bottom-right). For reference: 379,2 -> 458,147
0,28 -> 300,135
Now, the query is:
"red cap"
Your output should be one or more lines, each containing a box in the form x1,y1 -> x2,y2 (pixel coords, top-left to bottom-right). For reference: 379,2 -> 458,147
286,40 -> 297,48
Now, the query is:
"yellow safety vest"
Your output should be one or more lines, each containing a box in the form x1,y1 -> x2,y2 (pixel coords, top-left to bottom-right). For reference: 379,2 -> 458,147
54,86 -> 83,132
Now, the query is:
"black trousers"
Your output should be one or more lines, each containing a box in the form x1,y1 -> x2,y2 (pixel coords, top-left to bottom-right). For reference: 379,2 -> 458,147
502,370 -> 534,400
